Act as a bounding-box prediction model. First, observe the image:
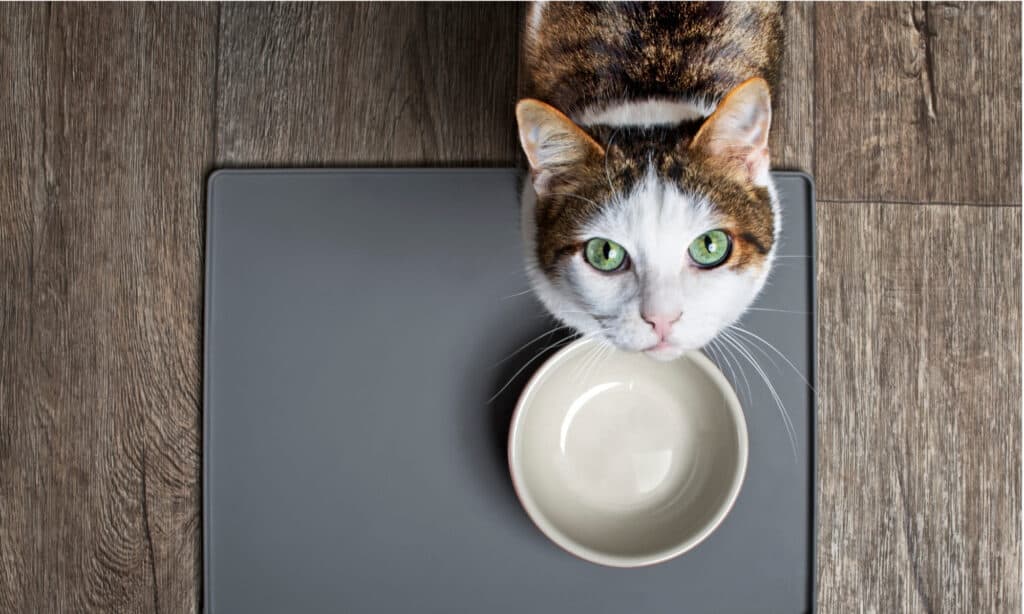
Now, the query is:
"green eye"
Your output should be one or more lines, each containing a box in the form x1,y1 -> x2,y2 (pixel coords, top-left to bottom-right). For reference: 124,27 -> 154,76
688,230 -> 732,268
584,238 -> 628,272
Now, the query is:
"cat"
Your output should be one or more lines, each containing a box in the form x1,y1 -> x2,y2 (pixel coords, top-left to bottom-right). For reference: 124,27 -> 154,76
516,1 -> 783,362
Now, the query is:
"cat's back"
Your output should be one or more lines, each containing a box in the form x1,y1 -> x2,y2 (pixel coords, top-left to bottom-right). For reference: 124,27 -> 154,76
523,1 -> 782,124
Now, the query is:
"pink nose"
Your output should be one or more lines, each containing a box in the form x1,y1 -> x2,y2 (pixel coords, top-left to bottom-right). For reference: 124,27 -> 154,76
642,311 -> 682,341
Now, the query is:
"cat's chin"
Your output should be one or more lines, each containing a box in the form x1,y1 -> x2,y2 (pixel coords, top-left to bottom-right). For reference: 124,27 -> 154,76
642,343 -> 685,362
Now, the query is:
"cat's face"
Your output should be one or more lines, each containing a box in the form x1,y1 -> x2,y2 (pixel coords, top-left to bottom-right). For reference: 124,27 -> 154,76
517,79 -> 778,361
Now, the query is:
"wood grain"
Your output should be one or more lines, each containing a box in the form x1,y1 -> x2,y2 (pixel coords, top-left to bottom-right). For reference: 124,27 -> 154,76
815,2 -> 1021,205
0,4 -> 215,612
216,2 -> 521,165
816,202 -> 1021,612
771,1 -> 814,173
0,5 -> 47,613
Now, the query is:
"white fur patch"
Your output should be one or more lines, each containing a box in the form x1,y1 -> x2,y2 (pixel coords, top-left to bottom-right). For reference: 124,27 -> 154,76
521,169 -> 778,360
575,98 -> 717,127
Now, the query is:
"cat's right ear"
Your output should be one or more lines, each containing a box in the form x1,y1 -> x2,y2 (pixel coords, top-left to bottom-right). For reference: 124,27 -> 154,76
515,99 -> 605,193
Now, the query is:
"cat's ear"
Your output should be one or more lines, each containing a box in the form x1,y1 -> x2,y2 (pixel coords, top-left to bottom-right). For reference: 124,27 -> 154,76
690,78 -> 772,185
516,99 -> 605,193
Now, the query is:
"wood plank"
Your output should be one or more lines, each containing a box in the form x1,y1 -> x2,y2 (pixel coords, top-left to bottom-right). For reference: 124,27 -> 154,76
771,1 -> 815,173
216,2 -> 520,165
816,201 -> 1021,611
0,4 -> 215,612
815,2 -> 1021,205
0,5 -> 47,614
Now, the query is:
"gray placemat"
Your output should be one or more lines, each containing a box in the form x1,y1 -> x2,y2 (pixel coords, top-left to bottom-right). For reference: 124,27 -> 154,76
204,169 -> 815,613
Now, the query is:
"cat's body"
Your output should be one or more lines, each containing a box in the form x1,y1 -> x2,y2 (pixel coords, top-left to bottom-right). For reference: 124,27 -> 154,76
516,1 -> 783,360
523,2 -> 782,121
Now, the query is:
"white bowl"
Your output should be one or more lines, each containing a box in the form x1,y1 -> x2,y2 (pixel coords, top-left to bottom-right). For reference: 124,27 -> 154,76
508,338 -> 748,567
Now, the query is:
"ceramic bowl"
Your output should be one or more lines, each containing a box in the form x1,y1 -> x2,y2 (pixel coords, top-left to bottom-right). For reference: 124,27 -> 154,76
508,337 -> 748,567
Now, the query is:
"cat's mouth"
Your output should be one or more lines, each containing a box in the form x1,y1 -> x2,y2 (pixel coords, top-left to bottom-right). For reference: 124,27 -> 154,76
642,341 -> 683,362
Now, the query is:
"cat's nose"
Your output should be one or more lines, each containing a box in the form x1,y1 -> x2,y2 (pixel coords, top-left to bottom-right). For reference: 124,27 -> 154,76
642,311 -> 682,341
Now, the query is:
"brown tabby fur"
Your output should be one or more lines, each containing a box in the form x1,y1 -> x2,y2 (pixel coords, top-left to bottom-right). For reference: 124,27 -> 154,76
521,2 -> 783,274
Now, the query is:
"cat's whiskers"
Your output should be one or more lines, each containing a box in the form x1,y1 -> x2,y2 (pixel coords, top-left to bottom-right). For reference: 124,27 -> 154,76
704,341 -> 742,404
567,340 -> 597,383
712,336 -> 752,405
728,326 -> 780,372
718,330 -> 799,462
746,307 -> 809,315
492,324 -> 573,369
703,342 -> 724,375
487,333 -> 584,404
584,340 -> 614,386
500,288 -> 536,300
729,324 -> 814,392
577,341 -> 604,386
599,343 -> 617,384
569,330 -> 612,385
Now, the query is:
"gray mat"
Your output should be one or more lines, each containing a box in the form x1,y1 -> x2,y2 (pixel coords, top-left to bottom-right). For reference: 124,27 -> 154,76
204,169 -> 815,613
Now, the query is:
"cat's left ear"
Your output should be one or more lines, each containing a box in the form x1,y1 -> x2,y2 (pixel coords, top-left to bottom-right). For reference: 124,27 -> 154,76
690,78 -> 772,186
516,99 -> 605,193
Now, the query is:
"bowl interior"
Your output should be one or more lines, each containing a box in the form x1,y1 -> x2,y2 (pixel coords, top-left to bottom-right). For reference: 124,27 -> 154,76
509,339 -> 747,567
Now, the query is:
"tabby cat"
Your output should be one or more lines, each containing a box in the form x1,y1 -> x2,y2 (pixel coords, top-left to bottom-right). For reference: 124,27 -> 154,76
516,1 -> 783,361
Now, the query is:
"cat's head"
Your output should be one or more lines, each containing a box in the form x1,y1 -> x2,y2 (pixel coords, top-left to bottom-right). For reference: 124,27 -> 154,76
516,78 -> 778,361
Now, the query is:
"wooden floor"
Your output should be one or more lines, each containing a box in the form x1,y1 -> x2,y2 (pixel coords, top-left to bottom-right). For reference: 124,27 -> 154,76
0,3 -> 1019,612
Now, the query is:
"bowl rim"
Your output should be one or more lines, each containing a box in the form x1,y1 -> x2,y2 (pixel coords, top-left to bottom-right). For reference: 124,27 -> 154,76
507,337 -> 749,568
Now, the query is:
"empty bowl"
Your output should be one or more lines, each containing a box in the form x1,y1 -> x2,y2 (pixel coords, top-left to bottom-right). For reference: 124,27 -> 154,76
508,337 -> 748,567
